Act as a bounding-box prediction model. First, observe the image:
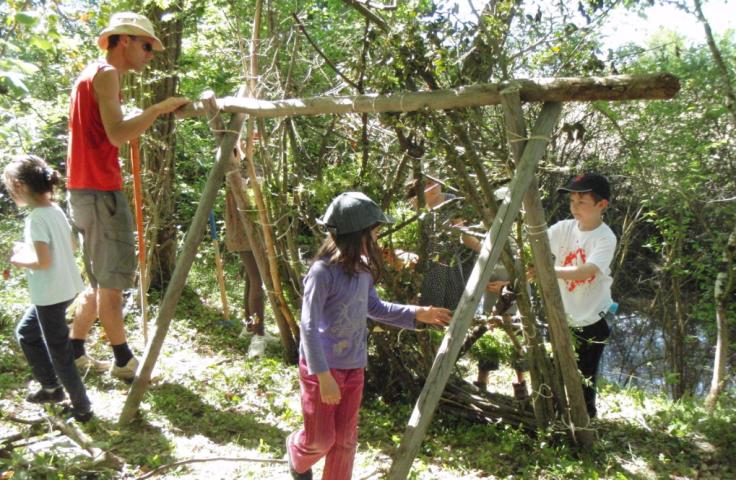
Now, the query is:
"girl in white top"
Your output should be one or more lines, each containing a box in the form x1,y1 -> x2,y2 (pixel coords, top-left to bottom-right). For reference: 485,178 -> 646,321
4,155 -> 91,422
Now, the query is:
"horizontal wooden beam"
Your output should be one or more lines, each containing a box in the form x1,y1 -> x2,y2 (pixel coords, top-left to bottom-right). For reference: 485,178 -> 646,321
178,73 -> 679,119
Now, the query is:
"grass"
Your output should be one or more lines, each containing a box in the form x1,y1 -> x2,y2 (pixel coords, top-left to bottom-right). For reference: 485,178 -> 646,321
1,215 -> 735,478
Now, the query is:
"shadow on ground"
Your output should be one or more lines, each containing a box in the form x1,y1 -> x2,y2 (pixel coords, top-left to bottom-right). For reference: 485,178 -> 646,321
147,381 -> 288,452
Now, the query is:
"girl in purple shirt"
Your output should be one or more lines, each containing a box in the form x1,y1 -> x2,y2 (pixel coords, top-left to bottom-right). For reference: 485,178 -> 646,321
286,192 -> 451,480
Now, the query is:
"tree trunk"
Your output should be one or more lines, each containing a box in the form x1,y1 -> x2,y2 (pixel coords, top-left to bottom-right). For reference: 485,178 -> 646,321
670,237 -> 688,399
139,5 -> 183,290
692,0 -> 736,127
705,222 -> 735,408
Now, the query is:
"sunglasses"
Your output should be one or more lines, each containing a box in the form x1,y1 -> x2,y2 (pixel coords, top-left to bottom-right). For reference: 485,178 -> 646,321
129,35 -> 154,53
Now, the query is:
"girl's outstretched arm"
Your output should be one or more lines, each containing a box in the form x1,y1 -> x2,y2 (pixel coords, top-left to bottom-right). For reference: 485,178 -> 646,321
415,306 -> 451,326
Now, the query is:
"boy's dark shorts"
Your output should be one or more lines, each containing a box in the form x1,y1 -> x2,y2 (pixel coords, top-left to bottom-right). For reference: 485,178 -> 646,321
68,190 -> 136,290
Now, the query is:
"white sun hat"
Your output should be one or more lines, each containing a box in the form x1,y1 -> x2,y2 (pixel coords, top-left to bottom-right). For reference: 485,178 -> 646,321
97,12 -> 164,51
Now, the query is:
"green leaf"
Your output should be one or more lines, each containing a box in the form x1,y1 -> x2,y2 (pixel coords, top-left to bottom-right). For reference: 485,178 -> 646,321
30,37 -> 54,51
14,12 -> 38,26
0,70 -> 29,93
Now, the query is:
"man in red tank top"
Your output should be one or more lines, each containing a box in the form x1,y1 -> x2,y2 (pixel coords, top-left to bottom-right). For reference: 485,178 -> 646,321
67,12 -> 189,382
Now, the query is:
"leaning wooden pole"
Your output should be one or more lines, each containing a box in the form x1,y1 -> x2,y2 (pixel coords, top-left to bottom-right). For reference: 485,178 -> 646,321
178,73 -> 679,119
242,0 -> 300,338
118,90 -> 248,424
226,171 -> 299,362
202,91 -> 298,357
387,102 -> 563,480
501,87 -> 592,447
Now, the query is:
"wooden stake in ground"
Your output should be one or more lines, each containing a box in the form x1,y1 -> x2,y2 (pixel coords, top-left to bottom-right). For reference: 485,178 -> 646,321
201,90 -> 298,358
208,211 -> 230,321
130,137 -> 149,345
387,102 -> 563,480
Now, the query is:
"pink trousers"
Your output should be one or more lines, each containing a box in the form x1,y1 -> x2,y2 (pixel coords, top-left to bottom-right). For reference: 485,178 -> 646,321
287,359 -> 365,480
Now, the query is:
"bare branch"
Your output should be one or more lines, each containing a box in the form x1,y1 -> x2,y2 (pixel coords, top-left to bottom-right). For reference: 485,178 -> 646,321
340,0 -> 389,31
291,13 -> 361,91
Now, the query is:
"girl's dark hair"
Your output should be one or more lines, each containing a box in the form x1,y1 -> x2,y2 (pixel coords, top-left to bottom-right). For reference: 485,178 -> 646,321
314,224 -> 383,282
2,155 -> 61,199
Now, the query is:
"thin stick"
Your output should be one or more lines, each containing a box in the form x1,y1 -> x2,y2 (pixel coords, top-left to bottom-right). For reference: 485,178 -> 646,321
208,212 -> 230,321
130,137 -> 149,345
135,456 -> 287,480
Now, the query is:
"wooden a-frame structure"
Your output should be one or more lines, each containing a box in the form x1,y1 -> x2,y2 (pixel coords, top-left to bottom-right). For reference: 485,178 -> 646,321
118,70 -> 679,478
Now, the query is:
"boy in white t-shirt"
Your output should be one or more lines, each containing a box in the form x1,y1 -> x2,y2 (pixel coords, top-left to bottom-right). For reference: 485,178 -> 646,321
548,173 -> 617,418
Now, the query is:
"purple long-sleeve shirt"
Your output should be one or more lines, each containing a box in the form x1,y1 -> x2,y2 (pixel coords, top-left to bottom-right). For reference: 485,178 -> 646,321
300,259 -> 419,374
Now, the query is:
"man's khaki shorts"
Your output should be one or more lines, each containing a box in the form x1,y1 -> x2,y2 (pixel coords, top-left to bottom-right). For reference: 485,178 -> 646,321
68,190 -> 136,290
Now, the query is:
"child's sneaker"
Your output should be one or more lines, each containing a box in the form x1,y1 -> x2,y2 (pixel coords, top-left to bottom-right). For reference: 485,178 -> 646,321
26,386 -> 65,404
512,381 -> 529,402
248,335 -> 267,359
60,404 -> 94,423
286,434 -> 312,480
75,354 -> 111,374
111,357 -> 139,382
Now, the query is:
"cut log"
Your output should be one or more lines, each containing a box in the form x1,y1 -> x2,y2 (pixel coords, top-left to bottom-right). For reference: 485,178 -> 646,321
177,74 -> 679,119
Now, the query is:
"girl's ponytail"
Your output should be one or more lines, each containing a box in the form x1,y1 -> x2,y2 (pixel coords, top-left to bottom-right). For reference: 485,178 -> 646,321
2,155 -> 61,197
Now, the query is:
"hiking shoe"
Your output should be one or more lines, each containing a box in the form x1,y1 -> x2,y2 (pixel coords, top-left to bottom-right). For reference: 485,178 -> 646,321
111,356 -> 139,382
75,354 -> 111,374
26,387 -> 65,404
472,380 -> 488,391
248,334 -> 267,359
60,404 -> 94,423
286,434 -> 312,480
512,381 -> 529,402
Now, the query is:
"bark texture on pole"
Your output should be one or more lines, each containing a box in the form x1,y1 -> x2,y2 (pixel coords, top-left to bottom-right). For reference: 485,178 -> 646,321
501,87 -> 592,446
177,73 -> 680,119
387,102 -> 563,480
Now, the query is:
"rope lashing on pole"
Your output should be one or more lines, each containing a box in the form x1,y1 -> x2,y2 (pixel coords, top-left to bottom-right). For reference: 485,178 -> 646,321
208,211 -> 230,321
129,137 -> 149,345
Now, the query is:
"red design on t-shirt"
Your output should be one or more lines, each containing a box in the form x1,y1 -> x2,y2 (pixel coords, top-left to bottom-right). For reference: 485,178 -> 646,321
562,248 -> 596,292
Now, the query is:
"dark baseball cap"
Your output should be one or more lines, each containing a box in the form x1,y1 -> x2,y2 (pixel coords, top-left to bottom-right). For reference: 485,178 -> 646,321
318,192 -> 394,235
557,173 -> 610,201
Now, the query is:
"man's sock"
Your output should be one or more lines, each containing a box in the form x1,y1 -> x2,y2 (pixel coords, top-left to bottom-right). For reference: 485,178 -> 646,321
111,343 -> 134,367
70,338 -> 86,360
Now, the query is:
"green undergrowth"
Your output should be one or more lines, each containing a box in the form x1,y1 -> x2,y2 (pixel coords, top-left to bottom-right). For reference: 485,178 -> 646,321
1,220 -> 735,478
